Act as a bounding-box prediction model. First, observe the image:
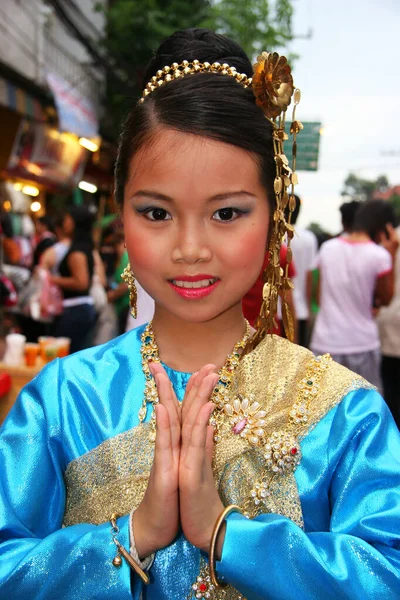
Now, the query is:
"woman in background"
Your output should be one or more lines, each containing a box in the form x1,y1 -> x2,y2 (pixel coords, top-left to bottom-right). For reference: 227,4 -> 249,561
107,230 -> 130,335
51,206 -> 97,353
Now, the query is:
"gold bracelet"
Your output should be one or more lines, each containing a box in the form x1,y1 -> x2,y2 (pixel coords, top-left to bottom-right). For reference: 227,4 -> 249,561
209,504 -> 243,588
110,513 -> 150,585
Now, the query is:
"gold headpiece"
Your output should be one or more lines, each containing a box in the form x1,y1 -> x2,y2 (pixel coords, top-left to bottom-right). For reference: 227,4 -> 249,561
140,52 -> 301,346
140,59 -> 252,102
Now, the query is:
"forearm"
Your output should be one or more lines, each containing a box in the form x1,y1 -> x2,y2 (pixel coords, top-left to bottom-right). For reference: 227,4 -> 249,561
52,275 -> 88,292
108,283 -> 128,303
0,516 -> 136,599
217,512 -> 400,599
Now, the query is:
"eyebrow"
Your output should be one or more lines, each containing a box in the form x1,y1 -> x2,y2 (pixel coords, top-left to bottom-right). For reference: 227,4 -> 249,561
130,190 -> 257,202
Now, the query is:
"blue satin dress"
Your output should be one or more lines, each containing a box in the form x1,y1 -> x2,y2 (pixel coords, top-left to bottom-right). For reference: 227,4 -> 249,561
0,325 -> 399,599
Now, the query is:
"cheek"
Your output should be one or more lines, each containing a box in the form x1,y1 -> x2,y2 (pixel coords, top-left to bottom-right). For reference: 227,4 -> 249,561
223,220 -> 269,275
123,214 -> 165,276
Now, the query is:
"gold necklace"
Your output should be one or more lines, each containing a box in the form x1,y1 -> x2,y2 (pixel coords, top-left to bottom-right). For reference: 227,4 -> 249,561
139,320 -> 251,427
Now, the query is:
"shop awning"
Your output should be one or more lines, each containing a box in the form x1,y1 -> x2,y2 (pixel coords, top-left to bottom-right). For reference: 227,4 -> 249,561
0,77 -> 44,121
46,72 -> 99,140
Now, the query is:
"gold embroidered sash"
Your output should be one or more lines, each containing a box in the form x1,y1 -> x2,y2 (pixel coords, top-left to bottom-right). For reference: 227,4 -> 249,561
64,336 -> 370,529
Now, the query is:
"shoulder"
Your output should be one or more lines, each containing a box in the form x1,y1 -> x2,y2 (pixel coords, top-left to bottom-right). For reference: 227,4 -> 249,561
21,326 -> 147,408
244,335 -> 373,434
59,325 -> 146,376
316,237 -> 341,258
371,243 -> 391,261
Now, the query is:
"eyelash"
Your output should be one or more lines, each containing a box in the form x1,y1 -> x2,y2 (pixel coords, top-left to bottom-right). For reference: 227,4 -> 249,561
136,207 -> 250,223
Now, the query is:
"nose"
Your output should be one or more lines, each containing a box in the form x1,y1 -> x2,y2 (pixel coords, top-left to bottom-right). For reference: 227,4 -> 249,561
171,220 -> 212,264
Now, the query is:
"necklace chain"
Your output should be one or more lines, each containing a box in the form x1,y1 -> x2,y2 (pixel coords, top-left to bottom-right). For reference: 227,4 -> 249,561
139,320 -> 251,425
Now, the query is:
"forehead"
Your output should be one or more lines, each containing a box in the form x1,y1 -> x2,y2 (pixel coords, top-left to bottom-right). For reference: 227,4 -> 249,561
125,129 -> 265,201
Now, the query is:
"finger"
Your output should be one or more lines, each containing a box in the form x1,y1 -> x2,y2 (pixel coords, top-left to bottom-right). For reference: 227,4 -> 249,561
155,373 -> 181,450
181,374 -> 218,458
154,404 -> 172,463
183,402 -> 215,471
150,362 -> 181,422
184,370 -> 199,396
182,372 -> 218,448
182,365 -> 217,423
205,425 -> 215,464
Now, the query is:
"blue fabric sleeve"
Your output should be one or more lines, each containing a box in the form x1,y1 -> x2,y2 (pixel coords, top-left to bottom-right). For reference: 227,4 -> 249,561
218,389 -> 400,599
0,361 -> 137,599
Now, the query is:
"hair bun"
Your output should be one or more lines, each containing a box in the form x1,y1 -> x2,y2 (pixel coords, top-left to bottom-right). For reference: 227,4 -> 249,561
142,28 -> 252,87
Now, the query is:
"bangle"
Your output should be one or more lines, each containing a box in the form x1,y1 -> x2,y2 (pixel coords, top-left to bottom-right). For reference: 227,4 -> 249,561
209,504 -> 243,588
110,513 -> 150,585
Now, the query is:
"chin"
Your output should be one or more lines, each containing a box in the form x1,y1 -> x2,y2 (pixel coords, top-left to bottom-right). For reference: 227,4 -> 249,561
157,298 -> 245,324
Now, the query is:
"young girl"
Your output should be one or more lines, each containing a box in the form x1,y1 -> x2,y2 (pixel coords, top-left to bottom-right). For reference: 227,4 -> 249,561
0,29 -> 399,600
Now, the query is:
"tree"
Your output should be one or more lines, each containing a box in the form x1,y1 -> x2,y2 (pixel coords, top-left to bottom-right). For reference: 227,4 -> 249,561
390,194 -> 400,221
341,173 -> 389,202
96,0 -> 295,136
207,0 -> 294,59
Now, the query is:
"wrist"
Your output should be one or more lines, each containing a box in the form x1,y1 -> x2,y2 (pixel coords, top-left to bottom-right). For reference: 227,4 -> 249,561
133,504 -> 160,558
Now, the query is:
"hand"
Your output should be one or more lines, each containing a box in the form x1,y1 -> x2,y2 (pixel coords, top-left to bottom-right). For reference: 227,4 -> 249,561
378,223 -> 399,257
133,362 -> 182,558
179,366 -> 225,554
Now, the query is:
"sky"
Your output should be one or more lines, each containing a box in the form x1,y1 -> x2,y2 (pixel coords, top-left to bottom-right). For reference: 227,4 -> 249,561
287,0 -> 400,232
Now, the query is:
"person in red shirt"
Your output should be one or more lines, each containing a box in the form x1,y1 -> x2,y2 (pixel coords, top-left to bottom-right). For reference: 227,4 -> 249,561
243,244 -> 296,338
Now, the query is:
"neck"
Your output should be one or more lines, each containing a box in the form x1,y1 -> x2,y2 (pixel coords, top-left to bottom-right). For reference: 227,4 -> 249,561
347,231 -> 371,242
151,303 -> 250,373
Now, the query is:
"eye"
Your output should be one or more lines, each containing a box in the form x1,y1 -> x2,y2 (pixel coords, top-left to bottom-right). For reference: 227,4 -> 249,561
213,208 -> 247,222
143,208 -> 172,221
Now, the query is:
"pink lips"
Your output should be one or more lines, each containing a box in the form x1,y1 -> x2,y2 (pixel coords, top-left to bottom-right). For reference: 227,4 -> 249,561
168,275 -> 220,299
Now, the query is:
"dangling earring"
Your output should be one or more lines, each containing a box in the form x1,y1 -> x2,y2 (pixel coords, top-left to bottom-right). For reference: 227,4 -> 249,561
121,263 -> 137,319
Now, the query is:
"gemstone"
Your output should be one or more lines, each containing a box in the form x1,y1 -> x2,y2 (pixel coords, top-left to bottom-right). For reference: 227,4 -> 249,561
199,583 -> 207,593
291,447 -> 298,455
307,380 -> 313,386
233,418 -> 248,434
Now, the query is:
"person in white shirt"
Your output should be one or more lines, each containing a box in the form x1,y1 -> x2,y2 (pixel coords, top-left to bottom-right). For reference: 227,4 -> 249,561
311,200 -> 398,390
377,224 -> 400,428
285,195 -> 317,347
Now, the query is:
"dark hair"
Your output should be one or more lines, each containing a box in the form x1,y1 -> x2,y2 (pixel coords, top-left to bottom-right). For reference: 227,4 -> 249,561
37,215 -> 54,232
66,205 -> 95,248
114,29 -> 276,214
353,200 -> 397,242
339,200 -> 360,232
284,194 -> 301,225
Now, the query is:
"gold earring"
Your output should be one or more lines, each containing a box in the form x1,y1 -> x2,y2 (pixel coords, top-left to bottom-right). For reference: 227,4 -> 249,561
121,263 -> 137,319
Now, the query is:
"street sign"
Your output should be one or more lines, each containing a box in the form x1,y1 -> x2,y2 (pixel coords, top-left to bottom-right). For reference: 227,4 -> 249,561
285,121 -> 321,171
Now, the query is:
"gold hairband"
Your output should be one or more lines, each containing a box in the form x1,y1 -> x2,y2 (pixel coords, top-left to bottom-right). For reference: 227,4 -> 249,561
139,52 -> 302,346
140,60 -> 252,103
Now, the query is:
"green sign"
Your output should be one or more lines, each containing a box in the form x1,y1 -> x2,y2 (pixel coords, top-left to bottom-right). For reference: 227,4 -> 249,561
286,121 -> 321,171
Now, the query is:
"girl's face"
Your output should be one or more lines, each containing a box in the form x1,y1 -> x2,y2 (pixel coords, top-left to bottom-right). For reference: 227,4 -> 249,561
123,129 -> 270,324
62,214 -> 75,237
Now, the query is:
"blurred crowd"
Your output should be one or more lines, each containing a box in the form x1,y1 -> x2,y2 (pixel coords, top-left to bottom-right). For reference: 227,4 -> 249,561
0,205 -> 154,356
1,196 -> 399,427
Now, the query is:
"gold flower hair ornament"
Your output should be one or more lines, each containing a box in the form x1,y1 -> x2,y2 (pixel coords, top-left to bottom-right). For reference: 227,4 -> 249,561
249,51 -> 302,349
140,52 -> 301,346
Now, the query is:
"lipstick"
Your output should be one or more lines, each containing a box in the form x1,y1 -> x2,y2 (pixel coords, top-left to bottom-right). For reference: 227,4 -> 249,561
168,275 -> 220,299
